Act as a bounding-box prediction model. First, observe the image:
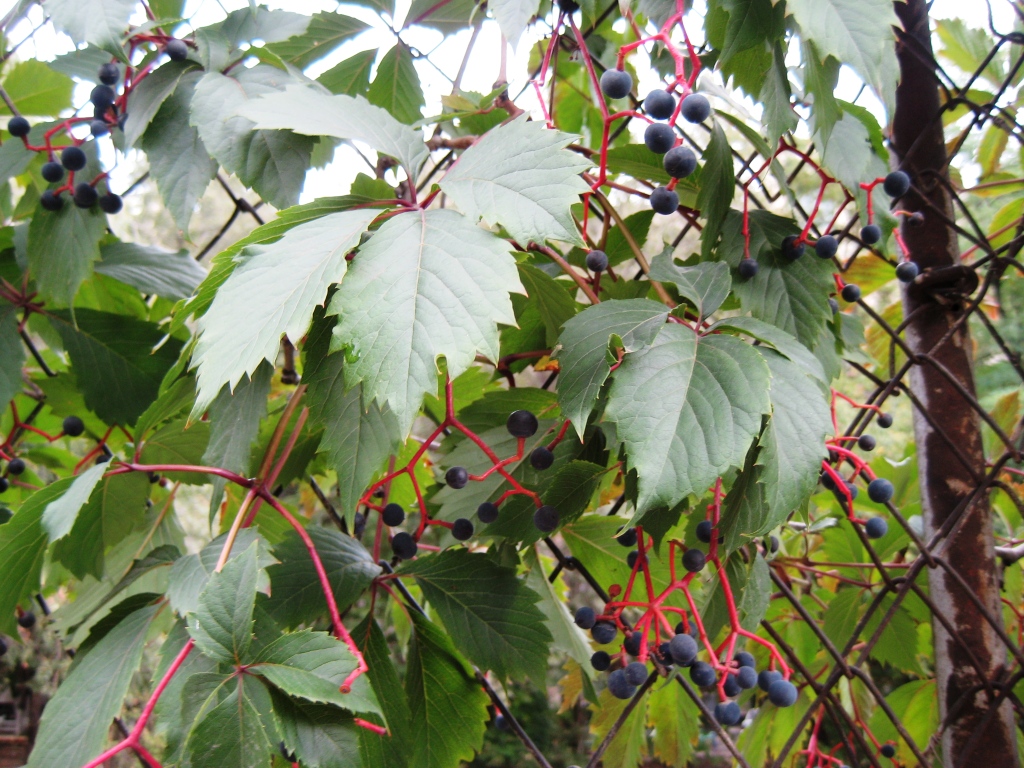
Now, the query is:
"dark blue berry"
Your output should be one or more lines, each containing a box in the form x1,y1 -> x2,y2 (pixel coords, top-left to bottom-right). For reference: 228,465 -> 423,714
696,520 -> 713,543
617,527 -> 637,547
530,446 -> 554,470
73,182 -> 98,208
738,259 -> 758,279
592,621 -> 617,644
896,261 -> 919,282
690,661 -> 716,687
600,69 -> 632,100
391,532 -> 417,559
61,146 -> 87,171
533,505 -> 559,532
445,466 -> 469,489
682,548 -> 705,573
477,502 -> 499,523
644,122 -> 676,154
40,190 -> 64,211
624,661 -> 648,686
166,39 -> 189,61
815,235 -> 838,259
734,652 -> 755,669
591,650 -> 611,670
841,284 -> 861,303
6,458 -> 25,475
714,701 -> 742,725
781,235 -> 805,261
865,516 -> 888,539
586,249 -> 608,272
451,518 -> 474,541
723,674 -> 741,697
607,668 -> 636,699
663,146 -> 696,178
736,666 -> 758,689
574,606 -> 596,629
669,633 -> 698,666
8,117 -> 30,137
680,93 -> 710,123
861,224 -> 882,244
867,478 -> 894,504
877,412 -> 893,428
649,186 -> 678,215
883,171 -> 910,198
98,63 -> 120,85
858,434 -> 876,451
41,161 -> 64,183
382,503 -> 405,527
644,89 -> 675,120
758,669 -> 782,691
506,409 -> 538,437
768,678 -> 797,707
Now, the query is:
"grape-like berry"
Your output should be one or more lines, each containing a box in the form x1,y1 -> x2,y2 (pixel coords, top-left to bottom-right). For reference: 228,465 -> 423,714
883,171 -> 910,198
624,661 -> 648,686
63,415 -> 85,437
767,678 -> 798,707
758,669 -> 782,691
591,650 -> 611,670
865,516 -> 888,539
663,146 -> 696,179
736,666 -> 758,689
669,633 -> 698,665
382,503 -> 405,526
61,146 -> 87,171
714,701 -> 742,726
781,235 -> 805,261
600,69 -> 632,100
861,224 -> 882,245
881,743 -> 896,758
391,532 -> 418,560
723,674 -> 741,697
617,526 -> 638,547
858,434 -> 876,451
91,85 -> 116,110
506,409 -> 538,438
737,258 -> 759,279
841,284 -> 861,302
42,161 -> 65,183
682,548 -> 706,573
477,502 -> 499,523
445,466 -> 469,489
586,249 -> 608,273
451,518 -> 474,541
644,123 -> 676,154
829,297 -> 839,314
815,235 -> 838,259
607,668 -> 636,700
734,651 -> 755,668
690,661 -> 716,687
591,620 -> 617,644
877,412 -> 893,428
17,612 -> 35,629
533,505 -> 559,532
574,606 -> 596,629
40,190 -> 64,211
74,182 -> 98,209
867,478 -> 894,504
644,89 -> 675,120
696,519 -> 713,543
896,261 -> 919,282
680,93 -> 711,123
7,458 -> 25,475
166,39 -> 190,61
8,116 -> 30,137
649,186 -> 678,215
530,446 -> 554,470
99,62 -> 121,85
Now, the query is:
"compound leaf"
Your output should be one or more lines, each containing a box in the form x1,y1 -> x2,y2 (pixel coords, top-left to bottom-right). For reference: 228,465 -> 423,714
193,208 -> 377,413
439,116 -> 590,246
329,209 -> 521,434
187,541 -> 260,664
606,324 -> 771,513
400,549 -> 551,681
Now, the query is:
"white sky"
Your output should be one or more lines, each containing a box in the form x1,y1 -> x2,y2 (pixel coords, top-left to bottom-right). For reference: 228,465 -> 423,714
0,0 -> 1011,206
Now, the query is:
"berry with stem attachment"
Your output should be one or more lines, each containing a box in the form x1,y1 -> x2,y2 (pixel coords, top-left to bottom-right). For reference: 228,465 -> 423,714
644,123 -> 675,154
877,412 -> 893,428
530,446 -> 554,470
896,261 -> 919,282
382,503 -> 404,526
591,620 -> 616,644
63,415 -> 85,437
7,458 -> 25,475
858,434 -> 876,451
477,502 -> 498,523
591,650 -> 611,670
600,69 -> 632,99
74,183 -> 98,209
391,532 -> 418,559
781,235 -> 805,261
574,606 -> 596,629
42,161 -> 64,183
663,146 -> 696,178
841,283 -> 861,302
865,516 -> 888,539
445,466 -> 469,489
451,518 -> 474,541
644,89 -> 675,119
607,668 -> 636,699
586,249 -> 608,272
883,171 -> 910,198
696,519 -> 713,543
669,633 -> 698,665
815,235 -> 838,259
681,93 -> 711,123
738,258 -> 758,279
861,224 -> 882,245
682,548 -> 705,573
40,190 -> 64,211
867,478 -> 894,503
8,117 -> 30,137
533,505 -> 559,532
61,146 -> 87,171
166,39 -> 189,61
506,410 -> 538,437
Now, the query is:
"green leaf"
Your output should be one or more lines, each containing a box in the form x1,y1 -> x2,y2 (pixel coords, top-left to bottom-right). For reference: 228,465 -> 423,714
405,611 -> 489,768
706,315 -> 827,383
405,0 -> 480,30
802,42 -> 842,146
193,208 -> 377,414
186,674 -> 277,768
318,50 -> 376,96
355,618 -> 413,768
788,0 -> 899,112
490,0 -> 541,48
141,70 -> 218,230
554,298 -> 669,436
522,547 -> 595,680
49,309 -> 184,425
187,540 -> 260,664
139,418 -> 211,484
122,61 -> 199,148
713,210 -> 834,348
517,263 -> 580,346
606,324 -> 771,513
328,209 -> 521,434
696,121 -> 735,249
648,674 -> 699,766
46,0 -> 136,52
134,375 -> 196,443
189,67 -> 316,210
604,144 -> 673,186
203,362 -> 273,509
0,60 -> 72,117
0,480 -> 68,635
271,690 -> 363,768
0,303 -> 24,407
251,628 -> 380,715
649,251 -> 731,319
237,86 -> 428,175
819,106 -> 888,191
868,679 -> 938,765
208,6 -> 312,49
95,241 -> 206,301
589,687 -> 650,768
367,42 -> 425,125
304,312 -> 401,526
265,12 -> 368,68
400,549 -> 551,681
439,116 -> 590,246
760,42 -> 797,145
822,587 -> 862,650
41,462 -> 108,542
26,604 -> 158,768
265,526 -> 381,628
168,529 -> 271,615
27,202 -> 107,307
756,350 -> 830,521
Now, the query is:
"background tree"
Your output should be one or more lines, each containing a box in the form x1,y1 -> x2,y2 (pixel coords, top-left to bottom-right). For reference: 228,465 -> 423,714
0,0 -> 1020,767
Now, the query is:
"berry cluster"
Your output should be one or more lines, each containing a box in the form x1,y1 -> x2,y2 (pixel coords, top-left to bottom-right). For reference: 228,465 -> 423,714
0,409 -> 90,495
7,35 -> 191,214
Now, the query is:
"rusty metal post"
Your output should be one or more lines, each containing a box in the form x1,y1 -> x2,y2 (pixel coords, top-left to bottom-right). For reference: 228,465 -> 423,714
891,1 -> 1020,766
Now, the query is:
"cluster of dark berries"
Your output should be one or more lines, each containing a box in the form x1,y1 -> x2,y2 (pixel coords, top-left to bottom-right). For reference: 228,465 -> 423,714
599,68 -> 710,217
820,462 -> 894,539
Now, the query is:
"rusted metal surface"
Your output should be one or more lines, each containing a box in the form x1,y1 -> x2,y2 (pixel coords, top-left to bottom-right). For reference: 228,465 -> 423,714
892,1 -> 1020,765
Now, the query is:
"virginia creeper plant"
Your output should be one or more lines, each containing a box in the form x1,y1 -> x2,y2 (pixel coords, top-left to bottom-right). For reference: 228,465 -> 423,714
0,0 -> 1019,766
